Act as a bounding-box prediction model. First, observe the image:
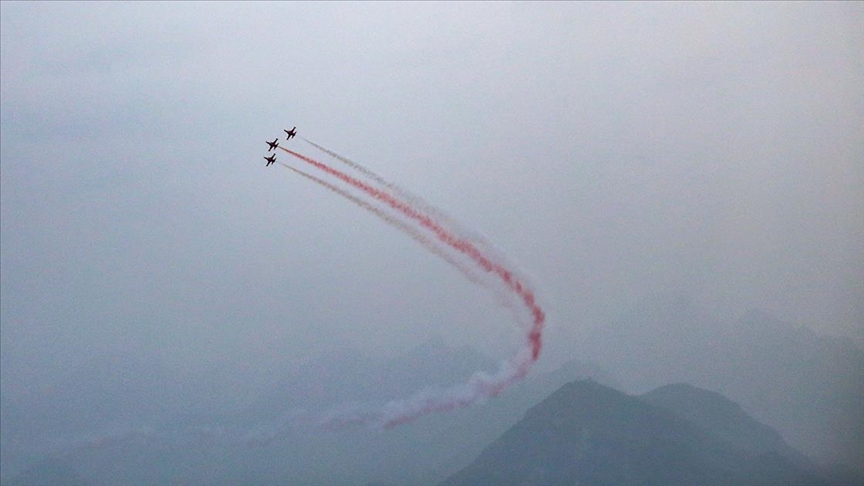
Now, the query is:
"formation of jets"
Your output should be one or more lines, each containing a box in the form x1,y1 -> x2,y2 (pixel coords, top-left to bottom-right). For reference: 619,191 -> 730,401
261,127 -> 297,167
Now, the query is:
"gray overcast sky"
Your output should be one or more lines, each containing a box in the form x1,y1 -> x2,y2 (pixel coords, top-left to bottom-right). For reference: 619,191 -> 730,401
1,2 -> 862,395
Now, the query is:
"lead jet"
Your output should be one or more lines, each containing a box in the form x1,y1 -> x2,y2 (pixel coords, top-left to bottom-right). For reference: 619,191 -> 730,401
266,138 -> 279,151
284,126 -> 297,140
264,154 -> 277,166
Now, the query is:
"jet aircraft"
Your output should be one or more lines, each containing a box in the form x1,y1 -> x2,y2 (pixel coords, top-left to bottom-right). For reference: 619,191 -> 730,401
264,154 -> 277,166
266,138 -> 279,151
284,126 -> 297,139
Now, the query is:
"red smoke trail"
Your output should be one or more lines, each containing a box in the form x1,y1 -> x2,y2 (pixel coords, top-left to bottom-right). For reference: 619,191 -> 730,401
302,139 -> 529,321
280,163 -> 488,288
280,146 -> 544,370
302,138 -> 496,254
302,137 -> 394,192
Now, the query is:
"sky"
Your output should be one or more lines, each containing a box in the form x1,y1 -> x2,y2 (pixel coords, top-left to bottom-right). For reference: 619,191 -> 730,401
1,2 -> 862,399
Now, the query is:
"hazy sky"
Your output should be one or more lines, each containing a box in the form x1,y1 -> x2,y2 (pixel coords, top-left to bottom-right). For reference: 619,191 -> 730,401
2,2 -> 862,396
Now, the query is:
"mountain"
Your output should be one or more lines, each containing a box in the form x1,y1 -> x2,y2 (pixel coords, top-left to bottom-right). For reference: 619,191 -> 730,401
443,380 -> 831,486
177,347 -> 618,486
579,295 -> 864,470
641,383 -> 810,465
642,384 -> 864,486
5,342 -> 616,486
715,310 -> 864,470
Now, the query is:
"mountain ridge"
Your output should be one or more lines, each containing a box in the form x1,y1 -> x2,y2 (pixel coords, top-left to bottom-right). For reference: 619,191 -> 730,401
443,379 -> 834,486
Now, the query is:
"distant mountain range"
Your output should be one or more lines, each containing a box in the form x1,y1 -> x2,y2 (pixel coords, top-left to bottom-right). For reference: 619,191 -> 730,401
578,296 -> 864,470
2,299 -> 861,484
443,380 -> 851,486
8,376 -> 858,486
1,340 -> 615,485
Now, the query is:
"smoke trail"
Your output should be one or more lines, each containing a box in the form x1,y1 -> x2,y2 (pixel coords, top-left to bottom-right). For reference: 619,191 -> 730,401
280,147 -> 543,358
19,148 -> 547,456
279,147 -> 545,428
280,162 -> 489,288
302,138 -> 535,319
302,138 -> 396,194
302,138 -> 497,254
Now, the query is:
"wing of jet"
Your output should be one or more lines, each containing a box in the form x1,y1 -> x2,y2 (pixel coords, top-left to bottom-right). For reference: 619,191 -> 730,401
264,154 -> 276,166
284,126 -> 297,139
266,138 -> 279,151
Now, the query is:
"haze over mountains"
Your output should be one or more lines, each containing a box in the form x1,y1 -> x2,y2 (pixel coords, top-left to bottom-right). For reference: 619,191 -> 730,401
1,298 -> 861,485
443,380 -> 841,486
2,2 -> 860,484
2,344 -> 614,485
574,295 -> 864,469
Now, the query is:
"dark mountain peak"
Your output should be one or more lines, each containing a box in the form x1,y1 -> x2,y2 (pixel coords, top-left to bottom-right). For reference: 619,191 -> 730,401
516,379 -> 700,447
641,383 -> 798,460
444,379 -> 714,485
642,383 -> 747,421
443,380 -> 830,486
583,297 -> 862,470
537,378 -> 627,414
538,359 -> 622,391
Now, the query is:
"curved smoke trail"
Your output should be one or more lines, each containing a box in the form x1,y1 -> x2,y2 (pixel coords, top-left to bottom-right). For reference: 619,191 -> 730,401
18,144 -> 547,458
279,162 -> 489,289
302,138 -> 505,262
280,146 -> 545,428
13,145 -> 547,458
280,147 -> 543,358
299,139 -> 533,318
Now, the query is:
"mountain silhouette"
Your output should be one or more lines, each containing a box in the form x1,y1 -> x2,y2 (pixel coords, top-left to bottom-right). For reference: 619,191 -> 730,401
443,380 -> 830,486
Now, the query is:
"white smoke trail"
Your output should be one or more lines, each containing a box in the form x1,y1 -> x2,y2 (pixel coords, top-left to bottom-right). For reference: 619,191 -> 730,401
280,162 -> 491,289
281,146 -> 546,429
300,138 -> 532,320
